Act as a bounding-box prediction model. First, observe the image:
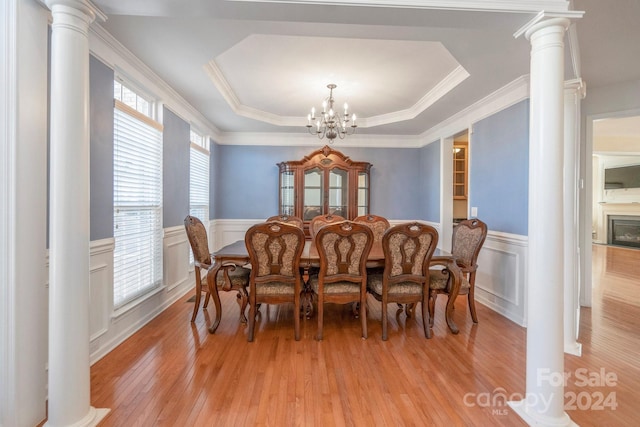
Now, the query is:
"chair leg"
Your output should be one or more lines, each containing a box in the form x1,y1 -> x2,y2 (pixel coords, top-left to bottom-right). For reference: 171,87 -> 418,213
468,281 -> 478,323
203,291 -> 211,309
360,292 -> 367,339
294,290 -> 301,341
421,298 -> 432,339
428,291 -> 436,328
207,281 -> 223,334
237,287 -> 249,323
248,291 -> 256,342
381,294 -> 388,341
317,293 -> 324,341
191,274 -> 202,323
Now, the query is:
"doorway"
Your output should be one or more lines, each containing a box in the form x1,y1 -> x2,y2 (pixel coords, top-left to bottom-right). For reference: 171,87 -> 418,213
453,130 -> 469,223
585,112 -> 640,307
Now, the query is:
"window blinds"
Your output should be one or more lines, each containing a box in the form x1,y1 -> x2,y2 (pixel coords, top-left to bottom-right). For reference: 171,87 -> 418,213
189,144 -> 210,223
113,101 -> 163,307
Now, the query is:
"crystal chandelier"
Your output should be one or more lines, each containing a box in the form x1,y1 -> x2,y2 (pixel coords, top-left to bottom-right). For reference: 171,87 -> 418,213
306,84 -> 357,142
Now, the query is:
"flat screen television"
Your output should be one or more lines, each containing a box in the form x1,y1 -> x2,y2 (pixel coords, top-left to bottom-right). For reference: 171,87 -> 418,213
604,164 -> 640,189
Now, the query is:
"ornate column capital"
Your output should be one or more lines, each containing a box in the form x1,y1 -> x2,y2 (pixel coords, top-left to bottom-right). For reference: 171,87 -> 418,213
44,0 -> 106,24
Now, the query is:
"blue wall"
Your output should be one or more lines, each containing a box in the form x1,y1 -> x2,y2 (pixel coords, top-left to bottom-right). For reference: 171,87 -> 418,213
162,108 -> 190,227
209,137 -> 217,221
471,100 -> 529,235
87,52 -> 530,236
89,55 -> 114,240
421,140 -> 441,222
214,145 -> 423,220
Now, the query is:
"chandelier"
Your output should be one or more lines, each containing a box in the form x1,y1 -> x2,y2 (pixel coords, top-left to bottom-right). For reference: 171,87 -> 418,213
306,84 -> 357,142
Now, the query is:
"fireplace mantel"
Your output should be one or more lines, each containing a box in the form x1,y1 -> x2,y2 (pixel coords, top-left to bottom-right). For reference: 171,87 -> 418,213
595,202 -> 640,244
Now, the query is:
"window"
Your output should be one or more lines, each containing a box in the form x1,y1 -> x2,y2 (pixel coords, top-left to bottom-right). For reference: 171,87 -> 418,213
113,80 -> 163,308
189,129 -> 210,263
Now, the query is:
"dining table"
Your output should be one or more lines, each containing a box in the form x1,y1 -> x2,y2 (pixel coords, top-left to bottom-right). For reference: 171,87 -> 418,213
205,239 -> 462,335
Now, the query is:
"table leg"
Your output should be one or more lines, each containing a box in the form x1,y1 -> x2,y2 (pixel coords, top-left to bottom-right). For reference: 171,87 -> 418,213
237,287 -> 249,323
207,262 -> 223,334
444,260 -> 462,335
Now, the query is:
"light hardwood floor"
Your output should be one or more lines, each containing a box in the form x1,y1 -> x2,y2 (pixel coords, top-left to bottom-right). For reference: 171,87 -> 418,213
76,244 -> 639,426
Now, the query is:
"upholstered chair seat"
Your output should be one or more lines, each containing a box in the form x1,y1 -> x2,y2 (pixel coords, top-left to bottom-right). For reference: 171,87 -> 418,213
367,274 -> 424,296
212,266 -> 250,288
309,277 -> 361,294
428,270 -> 471,293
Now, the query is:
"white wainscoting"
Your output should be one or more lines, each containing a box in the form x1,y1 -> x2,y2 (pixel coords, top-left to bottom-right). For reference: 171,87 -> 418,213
86,227 -> 194,364
474,231 -> 528,326
209,219 -> 263,251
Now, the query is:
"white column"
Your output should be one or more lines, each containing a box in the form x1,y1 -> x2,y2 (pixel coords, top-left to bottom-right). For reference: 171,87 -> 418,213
563,79 -> 585,357
45,1 -> 108,426
509,18 -> 577,427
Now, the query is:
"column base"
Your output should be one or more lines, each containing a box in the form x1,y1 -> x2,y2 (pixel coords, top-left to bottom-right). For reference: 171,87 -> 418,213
564,341 -> 582,356
44,407 -> 110,427
508,400 -> 578,427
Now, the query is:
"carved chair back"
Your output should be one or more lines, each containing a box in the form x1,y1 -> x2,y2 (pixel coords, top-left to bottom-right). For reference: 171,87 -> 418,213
310,214 -> 346,240
266,214 -> 304,229
244,221 -> 306,341
184,215 -> 211,266
354,214 -> 391,243
313,220 -> 373,340
382,222 -> 439,284
451,218 -> 488,272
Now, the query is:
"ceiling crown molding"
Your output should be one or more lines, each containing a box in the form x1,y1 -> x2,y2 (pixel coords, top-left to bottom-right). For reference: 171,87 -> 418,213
205,60 -> 468,129
364,65 -> 469,128
420,75 -> 530,145
90,23 -> 222,139
226,0 -> 572,14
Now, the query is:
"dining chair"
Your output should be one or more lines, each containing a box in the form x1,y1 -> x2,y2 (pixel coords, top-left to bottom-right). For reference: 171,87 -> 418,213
184,215 -> 250,323
310,221 -> 374,340
309,213 -> 345,240
354,214 -> 390,243
266,214 -> 304,229
367,222 -> 438,340
429,218 -> 488,325
245,221 -> 306,341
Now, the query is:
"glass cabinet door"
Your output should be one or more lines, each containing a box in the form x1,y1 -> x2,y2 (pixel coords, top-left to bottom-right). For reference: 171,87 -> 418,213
303,167 -> 323,220
357,172 -> 369,216
280,170 -> 295,216
328,168 -> 348,217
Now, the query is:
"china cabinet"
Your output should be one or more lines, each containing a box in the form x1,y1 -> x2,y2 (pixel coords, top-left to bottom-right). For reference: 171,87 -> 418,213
278,146 -> 371,236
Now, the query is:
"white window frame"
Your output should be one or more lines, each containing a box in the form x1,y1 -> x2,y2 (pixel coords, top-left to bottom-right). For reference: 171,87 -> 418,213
112,78 -> 164,310
189,128 -> 210,264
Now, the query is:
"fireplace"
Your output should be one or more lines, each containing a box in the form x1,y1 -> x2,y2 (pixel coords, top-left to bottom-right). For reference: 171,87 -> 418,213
608,215 -> 640,248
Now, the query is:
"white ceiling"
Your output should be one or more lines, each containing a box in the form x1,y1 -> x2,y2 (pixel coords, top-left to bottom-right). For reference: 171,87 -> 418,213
90,0 -> 640,141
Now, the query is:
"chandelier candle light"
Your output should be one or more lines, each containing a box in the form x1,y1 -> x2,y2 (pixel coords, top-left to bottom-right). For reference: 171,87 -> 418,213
306,84 -> 357,142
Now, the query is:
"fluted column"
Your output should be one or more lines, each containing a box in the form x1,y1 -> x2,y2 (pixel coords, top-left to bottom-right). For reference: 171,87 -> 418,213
564,79 -> 585,356
45,1 -> 108,426
508,18 -> 577,427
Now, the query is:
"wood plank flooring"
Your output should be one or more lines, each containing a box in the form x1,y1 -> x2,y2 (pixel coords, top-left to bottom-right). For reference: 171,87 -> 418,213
81,244 -> 640,426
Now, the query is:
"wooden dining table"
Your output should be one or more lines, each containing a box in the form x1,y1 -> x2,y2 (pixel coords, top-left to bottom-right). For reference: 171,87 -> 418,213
205,240 -> 462,335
